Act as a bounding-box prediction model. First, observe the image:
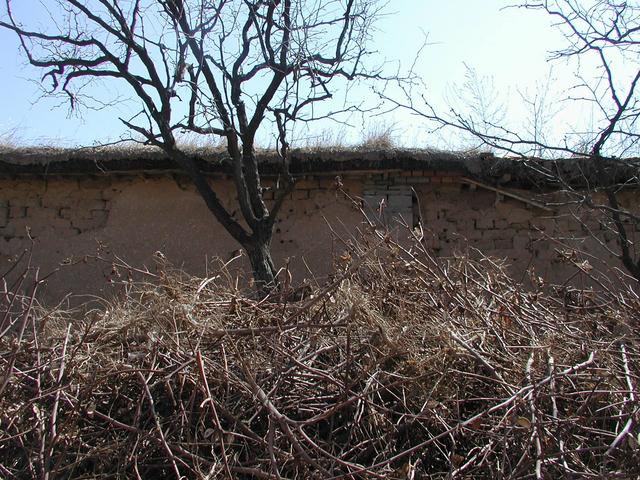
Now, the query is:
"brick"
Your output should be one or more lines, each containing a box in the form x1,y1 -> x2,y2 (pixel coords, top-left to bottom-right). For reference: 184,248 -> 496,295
90,209 -> 109,220
44,217 -> 75,231
0,202 -> 7,227
293,190 -> 310,200
8,205 -> 27,219
505,208 -> 531,224
79,176 -> 112,190
530,218 -> 555,232
466,228 -> 483,240
513,235 -> 532,251
387,197 -> 413,209
471,240 -> 494,252
407,177 -> 431,184
494,219 -> 508,229
3,219 -> 33,238
27,207 -> 59,222
481,229 -> 503,240
388,185 -> 412,192
438,185 -> 462,194
0,224 -> 16,238
41,194 -> 69,208
84,199 -> 108,211
70,218 -> 98,231
52,225 -> 80,238
475,217 -> 495,230
493,238 -> 514,250
362,190 -> 385,197
294,179 -> 320,189
510,222 -> 529,231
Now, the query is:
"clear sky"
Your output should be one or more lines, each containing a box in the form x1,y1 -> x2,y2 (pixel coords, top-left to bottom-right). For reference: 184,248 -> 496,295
0,0 -> 569,148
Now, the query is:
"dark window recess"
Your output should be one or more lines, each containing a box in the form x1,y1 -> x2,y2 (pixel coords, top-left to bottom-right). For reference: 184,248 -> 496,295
362,182 -> 420,228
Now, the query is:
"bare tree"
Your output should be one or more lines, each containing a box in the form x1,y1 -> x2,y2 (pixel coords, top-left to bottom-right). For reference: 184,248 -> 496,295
383,0 -> 640,282
0,0 -> 381,291
447,63 -> 507,151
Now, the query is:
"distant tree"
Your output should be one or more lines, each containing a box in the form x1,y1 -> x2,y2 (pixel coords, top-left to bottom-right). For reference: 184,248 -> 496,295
0,0 -> 382,291
383,0 -> 640,282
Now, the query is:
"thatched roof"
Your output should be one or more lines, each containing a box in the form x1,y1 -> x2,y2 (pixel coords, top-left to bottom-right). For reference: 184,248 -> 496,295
0,145 -> 638,189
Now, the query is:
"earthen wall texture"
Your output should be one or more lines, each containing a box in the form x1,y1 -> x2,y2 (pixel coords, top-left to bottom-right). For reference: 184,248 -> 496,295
1,170 -> 638,303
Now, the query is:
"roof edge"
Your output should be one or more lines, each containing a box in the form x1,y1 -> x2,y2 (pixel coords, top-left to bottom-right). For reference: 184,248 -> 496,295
0,146 -> 638,189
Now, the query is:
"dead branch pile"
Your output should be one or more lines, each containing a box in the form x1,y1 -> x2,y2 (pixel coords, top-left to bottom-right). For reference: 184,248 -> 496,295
1,234 -> 639,479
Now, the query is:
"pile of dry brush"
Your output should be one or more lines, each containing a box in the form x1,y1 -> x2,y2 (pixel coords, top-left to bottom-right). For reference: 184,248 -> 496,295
1,229 -> 639,479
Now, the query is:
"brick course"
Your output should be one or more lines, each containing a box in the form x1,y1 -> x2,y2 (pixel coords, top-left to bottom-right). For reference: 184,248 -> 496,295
1,168 -> 638,303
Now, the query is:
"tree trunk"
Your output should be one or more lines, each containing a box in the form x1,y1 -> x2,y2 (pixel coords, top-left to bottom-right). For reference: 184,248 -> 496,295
245,238 -> 278,294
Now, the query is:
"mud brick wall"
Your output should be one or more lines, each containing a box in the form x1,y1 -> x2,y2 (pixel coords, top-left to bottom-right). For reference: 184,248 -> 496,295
0,178 -> 110,240
0,174 -> 365,303
362,170 -> 640,284
415,182 -> 640,283
1,169 -> 638,304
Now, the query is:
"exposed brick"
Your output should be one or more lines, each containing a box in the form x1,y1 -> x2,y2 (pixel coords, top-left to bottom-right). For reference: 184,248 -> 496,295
293,190 -> 310,200
388,185 -> 411,192
513,235 -> 532,251
437,185 -> 462,194
494,238 -> 514,250
481,229 -> 504,241
26,207 -> 59,223
408,177 -> 431,184
387,197 -> 412,210
317,178 -> 338,189
1,170 -> 639,298
466,228 -> 483,240
8,205 -> 27,219
475,217 -> 495,230
0,224 -> 17,238
530,218 -> 554,231
78,176 -> 112,190
505,208 -> 531,224
44,217 -> 75,231
295,179 -> 320,189
84,199 -> 108,211
494,219 -> 509,230
3,219 -> 32,238
471,240 -> 494,251
0,202 -> 8,228
90,209 -> 109,220
41,195 -> 69,208
510,222 -> 529,231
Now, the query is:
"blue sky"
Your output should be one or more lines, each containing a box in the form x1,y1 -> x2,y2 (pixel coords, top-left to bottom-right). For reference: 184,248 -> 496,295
0,0 -> 569,148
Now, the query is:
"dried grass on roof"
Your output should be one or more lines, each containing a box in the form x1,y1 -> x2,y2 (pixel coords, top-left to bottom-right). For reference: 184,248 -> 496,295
1,229 -> 639,479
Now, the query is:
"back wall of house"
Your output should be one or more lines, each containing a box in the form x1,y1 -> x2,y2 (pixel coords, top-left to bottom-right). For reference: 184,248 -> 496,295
1,171 -> 638,304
